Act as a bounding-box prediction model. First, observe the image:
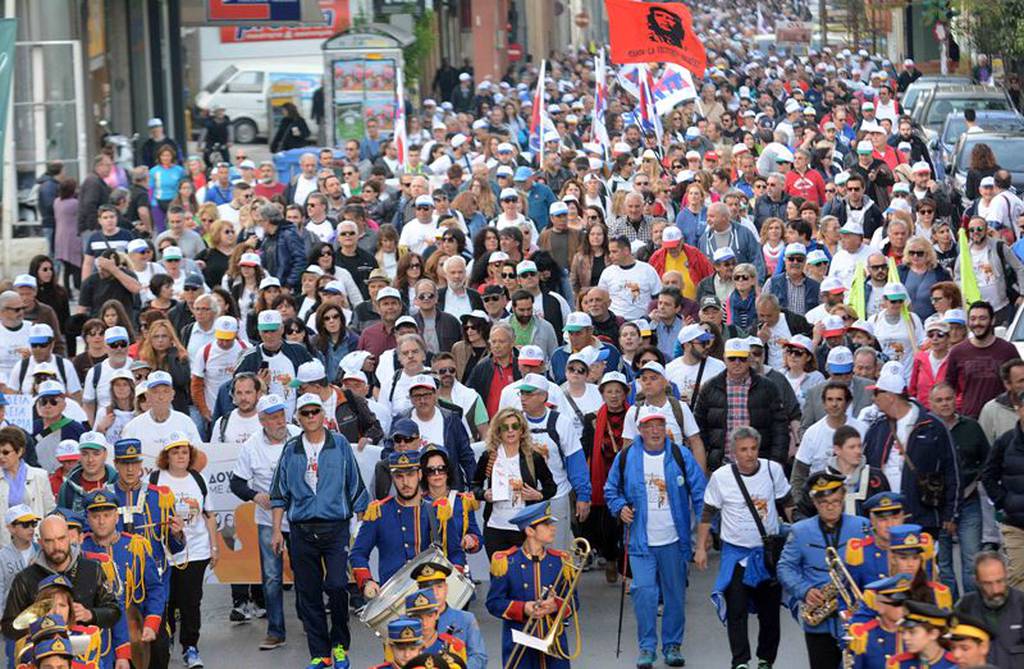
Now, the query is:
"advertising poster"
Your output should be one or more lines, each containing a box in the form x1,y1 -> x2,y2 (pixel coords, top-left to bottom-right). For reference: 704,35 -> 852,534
218,0 -> 349,43
331,57 -> 398,141
267,71 -> 323,137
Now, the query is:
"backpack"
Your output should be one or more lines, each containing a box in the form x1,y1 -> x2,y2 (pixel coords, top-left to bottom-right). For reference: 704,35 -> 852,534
617,440 -> 690,495
995,241 -> 1021,304
633,393 -> 688,438
528,411 -> 564,465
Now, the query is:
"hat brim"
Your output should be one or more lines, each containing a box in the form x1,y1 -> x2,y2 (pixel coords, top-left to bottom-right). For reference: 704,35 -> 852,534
662,239 -> 681,248
257,324 -> 282,331
214,331 -> 237,340
827,364 -> 854,374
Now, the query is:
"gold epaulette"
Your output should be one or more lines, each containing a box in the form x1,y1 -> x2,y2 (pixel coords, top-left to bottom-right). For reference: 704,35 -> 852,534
363,496 -> 390,522
490,547 -> 518,577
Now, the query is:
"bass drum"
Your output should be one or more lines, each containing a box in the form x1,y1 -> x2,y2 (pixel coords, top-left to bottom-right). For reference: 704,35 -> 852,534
358,546 -> 475,637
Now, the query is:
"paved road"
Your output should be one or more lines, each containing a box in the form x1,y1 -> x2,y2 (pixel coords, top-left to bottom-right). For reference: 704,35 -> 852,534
187,552 -> 807,669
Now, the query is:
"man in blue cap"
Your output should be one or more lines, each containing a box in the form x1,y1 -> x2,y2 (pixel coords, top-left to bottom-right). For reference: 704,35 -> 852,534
846,492 -> 907,589
403,588 -> 466,661
80,488 -> 166,669
513,166 -> 556,232
371,419 -> 424,500
778,471 -> 870,669
368,618 -> 425,669
353,450 -> 460,598
846,575 -> 910,668
485,501 -> 576,669
109,437 -> 184,668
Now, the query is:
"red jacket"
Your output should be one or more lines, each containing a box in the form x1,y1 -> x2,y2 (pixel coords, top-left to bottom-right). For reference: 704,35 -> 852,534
908,349 -> 949,409
785,168 -> 827,205
648,243 -> 714,284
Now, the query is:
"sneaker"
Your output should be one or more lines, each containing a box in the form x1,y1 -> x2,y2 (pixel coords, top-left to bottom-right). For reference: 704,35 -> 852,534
733,665 -> 748,669
637,650 -> 657,669
305,658 -> 331,669
664,645 -> 686,667
757,661 -> 772,669
332,645 -> 349,669
229,606 -> 251,623
248,602 -> 267,619
182,647 -> 203,669
259,636 -> 286,651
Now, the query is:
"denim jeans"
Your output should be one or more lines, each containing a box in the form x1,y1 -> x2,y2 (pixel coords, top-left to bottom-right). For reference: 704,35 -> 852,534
938,496 -> 982,598
630,540 -> 688,654
258,524 -> 287,639
288,520 -> 350,658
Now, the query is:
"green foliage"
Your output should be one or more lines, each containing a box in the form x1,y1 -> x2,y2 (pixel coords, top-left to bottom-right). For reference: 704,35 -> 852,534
402,10 -> 436,85
958,0 -> 1024,60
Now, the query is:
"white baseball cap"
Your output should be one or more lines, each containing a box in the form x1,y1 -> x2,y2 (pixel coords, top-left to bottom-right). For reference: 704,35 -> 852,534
564,312 -> 593,332
519,373 -> 549,394
296,360 -> 328,384
518,345 -> 545,365
637,405 -> 668,425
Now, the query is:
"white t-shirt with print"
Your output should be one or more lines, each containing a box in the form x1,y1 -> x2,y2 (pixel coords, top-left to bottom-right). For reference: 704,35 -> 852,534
643,450 -> 679,547
82,358 -> 132,413
488,447 -> 525,531
795,416 -> 869,475
597,262 -> 663,320
302,433 -> 325,492
704,459 -> 790,548
525,409 -> 582,499
192,340 -> 247,410
155,469 -> 212,564
211,410 -> 262,446
235,425 -> 301,529
121,410 -> 203,463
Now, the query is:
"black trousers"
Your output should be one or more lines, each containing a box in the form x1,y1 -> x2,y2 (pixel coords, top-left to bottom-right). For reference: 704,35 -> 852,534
147,615 -> 172,669
231,583 -> 265,608
723,563 -> 782,668
581,504 -> 621,563
484,527 -> 524,559
166,558 -> 210,650
804,631 -> 842,669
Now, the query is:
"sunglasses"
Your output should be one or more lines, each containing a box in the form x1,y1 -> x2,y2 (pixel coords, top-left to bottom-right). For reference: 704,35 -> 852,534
908,250 -> 925,257
426,466 -> 448,475
298,408 -> 322,418
324,313 -> 342,322
435,367 -> 456,375
846,186 -> 863,192
37,396 -> 61,406
567,365 -> 588,374
725,356 -> 748,362
108,342 -> 128,350
30,341 -> 52,349
417,293 -> 436,301
928,331 -> 948,339
408,263 -> 422,269
14,520 -> 38,529
501,197 -> 518,203
786,256 -> 806,263
499,422 -> 522,433
734,274 -> 751,280
785,348 -> 807,356
501,273 -> 516,279
394,435 -> 419,443
339,231 -> 356,237
970,227 -> 987,233
917,209 -> 934,215
519,271 -> 537,278
416,205 -> 433,211
0,449 -> 16,457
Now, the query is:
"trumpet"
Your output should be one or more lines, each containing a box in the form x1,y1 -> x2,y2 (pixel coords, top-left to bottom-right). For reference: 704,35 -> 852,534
801,547 -> 864,627
504,538 -> 591,669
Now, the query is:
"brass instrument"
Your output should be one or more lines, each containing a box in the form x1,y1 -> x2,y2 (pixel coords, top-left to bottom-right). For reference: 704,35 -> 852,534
800,547 -> 864,627
12,599 -> 52,630
504,538 -> 591,669
127,605 -> 151,669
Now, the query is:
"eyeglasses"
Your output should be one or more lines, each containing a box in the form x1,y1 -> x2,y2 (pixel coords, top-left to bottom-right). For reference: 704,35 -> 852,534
410,392 -> 434,401
37,396 -> 61,406
733,274 -> 751,280
483,295 -> 502,304
426,466 -> 448,475
436,367 -> 456,375
499,422 -> 522,433
339,230 -> 356,237
786,256 -> 806,263
917,209 -> 934,215
908,250 -> 925,257
501,272 -> 516,279
725,356 -> 748,362
969,227 -> 987,233
30,341 -> 51,349
13,520 -> 38,529
298,408 -> 322,418
869,264 -> 888,271
343,171 -> 356,176
394,435 -> 419,443
928,331 -> 949,339
0,449 -> 16,457
324,313 -> 342,322
930,295 -> 946,303
567,365 -> 587,374
3,306 -> 24,312
417,293 -> 436,301
519,271 -> 537,278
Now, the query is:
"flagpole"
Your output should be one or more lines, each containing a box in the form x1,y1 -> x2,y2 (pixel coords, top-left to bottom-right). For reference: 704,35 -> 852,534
396,65 -> 407,172
537,59 -> 546,168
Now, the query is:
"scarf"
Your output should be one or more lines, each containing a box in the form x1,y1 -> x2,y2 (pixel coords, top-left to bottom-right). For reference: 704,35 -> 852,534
590,405 -> 628,506
5,461 -> 29,507
728,290 -> 756,333
508,317 -> 535,347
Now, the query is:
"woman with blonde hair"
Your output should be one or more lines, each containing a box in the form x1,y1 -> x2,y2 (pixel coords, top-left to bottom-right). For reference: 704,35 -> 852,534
137,319 -> 191,414
196,218 -> 236,288
470,407 -> 556,557
760,217 -> 786,275
898,235 -> 951,319
196,202 -> 219,240
424,250 -> 450,288
676,181 -> 708,245
817,215 -> 841,257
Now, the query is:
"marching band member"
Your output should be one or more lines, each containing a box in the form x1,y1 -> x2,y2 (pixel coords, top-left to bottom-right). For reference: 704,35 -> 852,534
419,447 -> 482,572
886,525 -> 950,608
485,501 -> 576,669
848,575 -> 911,669
17,576 -> 107,669
603,405 -> 707,669
79,490 -> 165,669
846,493 -> 908,589
778,472 -> 871,669
109,437 -> 184,669
946,613 -> 995,669
401,651 -> 467,669
408,561 -> 486,669
888,601 -> 956,669
367,618 -> 424,669
25,630 -> 74,669
402,589 -> 466,662
352,451 -> 448,599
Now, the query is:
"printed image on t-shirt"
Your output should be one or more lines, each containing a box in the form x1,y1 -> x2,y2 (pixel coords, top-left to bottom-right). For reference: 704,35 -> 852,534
753,496 -> 769,521
646,471 -> 668,508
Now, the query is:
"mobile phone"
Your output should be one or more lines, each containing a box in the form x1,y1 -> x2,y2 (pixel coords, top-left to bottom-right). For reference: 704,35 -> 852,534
258,360 -> 270,372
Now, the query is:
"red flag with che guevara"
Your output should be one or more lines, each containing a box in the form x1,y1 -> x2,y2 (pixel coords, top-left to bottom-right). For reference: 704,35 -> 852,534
605,0 -> 707,78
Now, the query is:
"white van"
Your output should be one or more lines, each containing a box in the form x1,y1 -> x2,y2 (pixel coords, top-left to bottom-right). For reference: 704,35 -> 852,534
195,63 -> 323,144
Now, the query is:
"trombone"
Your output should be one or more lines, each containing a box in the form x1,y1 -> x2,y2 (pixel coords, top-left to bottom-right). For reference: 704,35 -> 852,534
825,546 -> 865,669
504,538 -> 591,669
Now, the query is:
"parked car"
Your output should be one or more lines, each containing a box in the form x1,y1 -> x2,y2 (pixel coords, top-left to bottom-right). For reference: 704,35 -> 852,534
946,131 -> 1024,198
902,75 -> 973,117
194,63 -> 322,144
912,85 -> 1015,142
934,110 -> 1024,173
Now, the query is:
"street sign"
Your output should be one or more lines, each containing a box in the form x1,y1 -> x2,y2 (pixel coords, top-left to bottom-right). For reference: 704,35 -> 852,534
508,43 -> 524,62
